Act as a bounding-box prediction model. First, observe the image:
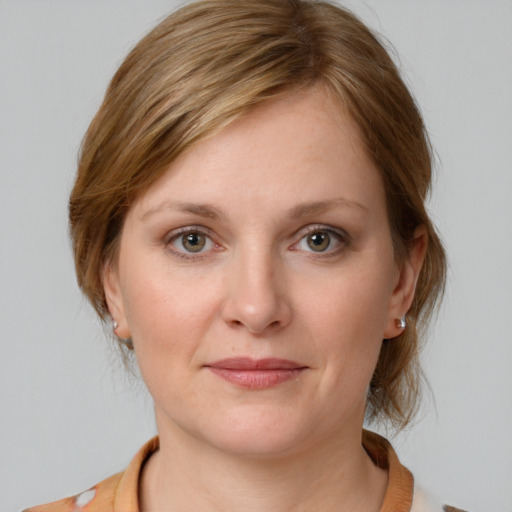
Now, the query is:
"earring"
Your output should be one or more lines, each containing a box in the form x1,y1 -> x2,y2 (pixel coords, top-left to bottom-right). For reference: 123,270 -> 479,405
112,319 -> 134,349
396,317 -> 407,330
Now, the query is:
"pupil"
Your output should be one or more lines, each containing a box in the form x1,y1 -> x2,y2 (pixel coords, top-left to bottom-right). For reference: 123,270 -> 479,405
187,234 -> 200,245
311,233 -> 324,245
183,232 -> 205,252
308,231 -> 329,251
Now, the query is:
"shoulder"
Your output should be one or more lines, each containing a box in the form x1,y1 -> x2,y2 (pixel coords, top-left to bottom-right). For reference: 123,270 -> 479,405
412,484 -> 469,512
411,484 -> 443,512
21,472 -> 123,512
22,437 -> 158,512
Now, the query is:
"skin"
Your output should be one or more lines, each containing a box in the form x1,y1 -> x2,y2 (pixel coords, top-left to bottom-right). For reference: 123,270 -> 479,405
104,86 -> 426,512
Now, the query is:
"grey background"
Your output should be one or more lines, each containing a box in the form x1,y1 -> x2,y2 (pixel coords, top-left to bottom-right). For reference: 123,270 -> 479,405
1,1 -> 511,511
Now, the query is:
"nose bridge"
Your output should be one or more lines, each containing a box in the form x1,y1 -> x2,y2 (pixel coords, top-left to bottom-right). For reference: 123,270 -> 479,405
223,240 -> 291,334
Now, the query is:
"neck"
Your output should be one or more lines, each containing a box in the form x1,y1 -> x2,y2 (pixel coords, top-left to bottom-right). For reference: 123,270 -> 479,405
140,420 -> 387,512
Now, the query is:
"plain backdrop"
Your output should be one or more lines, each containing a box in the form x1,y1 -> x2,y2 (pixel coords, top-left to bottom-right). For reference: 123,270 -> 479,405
1,1 -> 511,511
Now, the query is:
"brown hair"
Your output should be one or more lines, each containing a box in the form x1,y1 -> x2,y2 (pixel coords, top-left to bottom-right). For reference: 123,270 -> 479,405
69,0 -> 446,429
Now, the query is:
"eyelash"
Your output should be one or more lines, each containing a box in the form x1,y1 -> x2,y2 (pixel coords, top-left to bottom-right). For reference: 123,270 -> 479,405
164,224 -> 350,260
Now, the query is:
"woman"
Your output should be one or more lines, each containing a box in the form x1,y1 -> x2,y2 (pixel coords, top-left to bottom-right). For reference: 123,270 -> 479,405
24,0 -> 462,510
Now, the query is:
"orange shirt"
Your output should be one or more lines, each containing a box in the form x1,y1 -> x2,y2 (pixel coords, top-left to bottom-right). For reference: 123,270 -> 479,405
23,431 -> 463,512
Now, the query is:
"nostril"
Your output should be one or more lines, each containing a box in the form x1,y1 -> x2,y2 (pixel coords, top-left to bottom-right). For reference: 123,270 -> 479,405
221,287 -> 292,334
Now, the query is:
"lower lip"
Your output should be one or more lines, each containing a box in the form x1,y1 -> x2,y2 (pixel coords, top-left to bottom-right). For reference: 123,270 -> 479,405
207,368 -> 305,389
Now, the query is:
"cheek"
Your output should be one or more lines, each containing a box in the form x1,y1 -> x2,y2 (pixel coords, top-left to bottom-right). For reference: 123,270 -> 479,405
120,272 -> 221,411
297,260 -> 394,385
119,261 -> 226,372
303,266 -> 392,345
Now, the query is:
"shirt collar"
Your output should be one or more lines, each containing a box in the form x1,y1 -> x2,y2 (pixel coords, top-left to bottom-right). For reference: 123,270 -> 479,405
113,431 -> 413,512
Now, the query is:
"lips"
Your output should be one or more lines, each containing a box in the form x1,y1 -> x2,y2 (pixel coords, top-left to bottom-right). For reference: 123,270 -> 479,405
205,358 -> 307,389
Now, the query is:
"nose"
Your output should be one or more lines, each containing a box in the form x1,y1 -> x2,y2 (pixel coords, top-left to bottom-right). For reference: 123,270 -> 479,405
221,247 -> 292,335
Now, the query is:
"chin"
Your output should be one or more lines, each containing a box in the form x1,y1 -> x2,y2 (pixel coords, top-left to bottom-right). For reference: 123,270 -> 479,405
196,406 -> 319,459
208,430 -> 303,459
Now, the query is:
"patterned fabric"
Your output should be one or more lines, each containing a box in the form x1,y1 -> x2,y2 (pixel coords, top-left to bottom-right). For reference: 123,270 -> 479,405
23,437 -> 158,512
22,431 -> 464,512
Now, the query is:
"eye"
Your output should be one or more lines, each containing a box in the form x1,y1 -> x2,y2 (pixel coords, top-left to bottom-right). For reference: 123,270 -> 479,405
294,227 -> 347,254
169,229 -> 215,255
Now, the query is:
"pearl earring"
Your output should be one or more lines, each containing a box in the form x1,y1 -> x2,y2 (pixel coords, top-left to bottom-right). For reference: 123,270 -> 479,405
396,317 -> 407,330
112,319 -> 134,349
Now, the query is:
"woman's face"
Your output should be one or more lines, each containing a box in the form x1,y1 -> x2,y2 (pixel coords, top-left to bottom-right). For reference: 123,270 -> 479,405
105,87 -> 420,457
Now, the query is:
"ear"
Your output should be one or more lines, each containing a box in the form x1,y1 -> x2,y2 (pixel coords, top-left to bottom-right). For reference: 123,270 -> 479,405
103,261 -> 131,339
383,226 -> 428,339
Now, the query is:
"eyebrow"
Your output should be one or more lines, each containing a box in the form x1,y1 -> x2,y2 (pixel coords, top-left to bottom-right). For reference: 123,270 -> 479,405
288,198 -> 368,219
140,201 -> 225,222
140,197 -> 367,223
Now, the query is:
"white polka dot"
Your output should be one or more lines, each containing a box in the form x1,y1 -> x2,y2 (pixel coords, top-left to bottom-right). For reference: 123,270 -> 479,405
75,488 -> 96,507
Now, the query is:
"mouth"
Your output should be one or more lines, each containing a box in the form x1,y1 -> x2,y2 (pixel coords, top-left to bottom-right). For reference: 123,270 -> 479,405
204,358 -> 308,389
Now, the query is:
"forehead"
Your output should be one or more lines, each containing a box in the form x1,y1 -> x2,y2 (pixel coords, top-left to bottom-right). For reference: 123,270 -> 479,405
131,86 -> 384,221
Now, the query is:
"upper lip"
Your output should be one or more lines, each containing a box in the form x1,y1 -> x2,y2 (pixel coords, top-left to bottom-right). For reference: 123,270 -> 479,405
205,357 -> 306,370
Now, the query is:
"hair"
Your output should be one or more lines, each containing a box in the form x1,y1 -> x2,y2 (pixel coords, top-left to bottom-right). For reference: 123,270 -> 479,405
69,0 -> 446,430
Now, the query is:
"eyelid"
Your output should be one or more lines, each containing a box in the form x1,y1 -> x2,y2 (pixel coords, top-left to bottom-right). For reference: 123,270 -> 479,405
165,225 -> 214,243
295,224 -> 350,240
